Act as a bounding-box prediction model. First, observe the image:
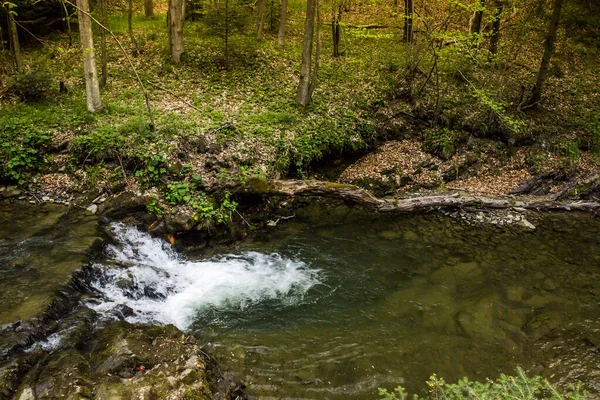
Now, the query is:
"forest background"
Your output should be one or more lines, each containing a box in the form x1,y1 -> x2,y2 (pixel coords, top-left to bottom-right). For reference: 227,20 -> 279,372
0,0 -> 599,221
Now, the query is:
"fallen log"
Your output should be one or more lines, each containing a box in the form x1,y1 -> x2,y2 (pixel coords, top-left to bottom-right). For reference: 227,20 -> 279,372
240,178 -> 600,213
344,24 -> 392,29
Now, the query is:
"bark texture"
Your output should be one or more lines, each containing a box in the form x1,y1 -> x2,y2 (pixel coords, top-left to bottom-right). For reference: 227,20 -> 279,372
277,0 -> 288,46
296,0 -> 317,107
77,0 -> 102,112
469,0 -> 485,35
241,179 -> 600,213
7,7 -> 22,71
99,0 -> 108,86
145,0 -> 154,18
527,0 -> 564,108
256,0 -> 267,38
168,0 -> 185,64
332,3 -> 343,57
128,0 -> 138,54
489,0 -> 503,55
403,0 -> 413,43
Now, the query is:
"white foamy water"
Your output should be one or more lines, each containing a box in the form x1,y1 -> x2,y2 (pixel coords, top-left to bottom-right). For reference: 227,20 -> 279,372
88,223 -> 320,330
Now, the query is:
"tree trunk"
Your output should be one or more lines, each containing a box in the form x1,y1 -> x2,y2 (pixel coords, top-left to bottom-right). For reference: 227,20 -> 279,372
296,0 -> 317,107
99,0 -> 108,86
469,0 -> 485,35
6,6 -> 22,71
488,0 -> 503,55
256,0 -> 267,38
332,3 -> 342,57
168,0 -> 185,63
403,0 -> 413,43
526,0 -> 564,108
76,0 -> 102,112
145,0 -> 154,19
239,178 -> 600,213
128,0 -> 138,55
277,0 -> 288,46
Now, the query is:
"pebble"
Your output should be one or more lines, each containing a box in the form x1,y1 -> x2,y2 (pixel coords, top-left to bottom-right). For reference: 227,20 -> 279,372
543,278 -> 558,291
42,196 -> 51,202
86,204 -> 98,215
519,219 -> 536,230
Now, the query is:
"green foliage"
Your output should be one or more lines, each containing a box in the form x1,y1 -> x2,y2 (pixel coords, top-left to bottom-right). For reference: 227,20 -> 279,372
10,69 -> 54,103
190,191 -> 238,224
165,182 -> 193,204
471,89 -> 525,135
146,197 -> 165,217
423,128 -> 466,160
135,153 -> 167,185
379,368 -> 586,400
0,132 -> 50,184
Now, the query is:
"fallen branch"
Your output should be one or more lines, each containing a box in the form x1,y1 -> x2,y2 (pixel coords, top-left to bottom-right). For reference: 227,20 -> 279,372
344,23 -> 392,29
240,178 -> 600,213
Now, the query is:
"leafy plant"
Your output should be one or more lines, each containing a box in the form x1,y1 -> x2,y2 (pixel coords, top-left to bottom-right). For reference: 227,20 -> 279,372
379,367 -> 586,400
423,128 -> 465,160
11,69 -> 54,103
165,182 -> 192,204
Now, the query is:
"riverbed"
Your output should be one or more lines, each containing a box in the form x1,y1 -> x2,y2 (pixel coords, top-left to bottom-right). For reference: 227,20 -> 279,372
2,201 -> 600,399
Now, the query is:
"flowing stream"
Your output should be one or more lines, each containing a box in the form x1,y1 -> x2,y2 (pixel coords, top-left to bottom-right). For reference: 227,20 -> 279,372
88,210 -> 600,399
2,202 -> 600,399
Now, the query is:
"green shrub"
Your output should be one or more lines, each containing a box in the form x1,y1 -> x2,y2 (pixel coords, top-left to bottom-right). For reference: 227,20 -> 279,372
379,367 -> 586,400
11,69 -> 54,103
423,128 -> 466,160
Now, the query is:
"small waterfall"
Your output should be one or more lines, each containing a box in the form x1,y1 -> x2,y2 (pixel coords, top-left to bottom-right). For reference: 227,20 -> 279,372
88,223 -> 321,330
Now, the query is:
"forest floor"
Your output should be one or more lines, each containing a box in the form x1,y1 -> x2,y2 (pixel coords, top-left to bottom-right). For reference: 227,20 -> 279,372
1,4 -> 599,220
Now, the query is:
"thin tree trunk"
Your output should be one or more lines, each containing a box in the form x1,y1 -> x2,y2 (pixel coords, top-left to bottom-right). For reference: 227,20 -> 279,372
128,0 -> 138,55
526,0 -> 564,108
309,0 -> 320,99
168,0 -> 185,63
76,0 -> 102,111
225,0 -> 229,67
99,0 -> 108,86
296,0 -> 317,107
256,0 -> 267,38
60,0 -> 73,47
144,0 -> 154,19
277,0 -> 288,46
403,0 -> 413,43
332,2 -> 342,57
489,0 -> 503,55
6,6 -> 22,71
469,0 -> 485,35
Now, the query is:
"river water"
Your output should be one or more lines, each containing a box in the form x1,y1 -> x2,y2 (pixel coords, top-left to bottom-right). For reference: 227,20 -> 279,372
2,202 -> 600,399
87,209 -> 600,399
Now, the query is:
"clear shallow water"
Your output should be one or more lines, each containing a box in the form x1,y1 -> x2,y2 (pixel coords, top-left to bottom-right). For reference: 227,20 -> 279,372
0,202 -> 100,324
91,210 -> 600,399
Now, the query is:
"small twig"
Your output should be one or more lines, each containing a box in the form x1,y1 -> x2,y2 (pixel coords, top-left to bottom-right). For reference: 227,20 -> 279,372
146,80 -> 201,111
31,193 -> 41,203
234,209 -> 251,227
114,150 -> 127,180
213,121 -> 234,133
82,149 -> 94,167
198,348 -> 212,360
13,20 -> 46,46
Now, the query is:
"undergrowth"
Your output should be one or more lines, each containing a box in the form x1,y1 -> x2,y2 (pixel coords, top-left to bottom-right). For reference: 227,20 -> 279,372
379,368 -> 586,400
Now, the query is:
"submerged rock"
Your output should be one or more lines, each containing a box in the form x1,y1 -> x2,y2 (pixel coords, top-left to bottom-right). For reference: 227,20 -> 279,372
7,321 -> 217,400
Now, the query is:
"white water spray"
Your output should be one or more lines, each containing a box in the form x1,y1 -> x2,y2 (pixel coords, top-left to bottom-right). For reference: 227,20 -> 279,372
88,223 -> 320,330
